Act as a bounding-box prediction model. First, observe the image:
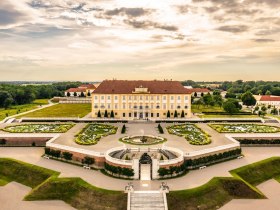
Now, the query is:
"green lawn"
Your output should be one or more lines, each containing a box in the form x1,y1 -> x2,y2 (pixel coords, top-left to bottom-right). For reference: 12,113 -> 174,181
0,158 -> 126,210
168,157 -> 280,210
18,103 -> 91,118
192,105 -> 224,113
209,124 -> 280,133
200,115 -> 259,118
33,99 -> 50,105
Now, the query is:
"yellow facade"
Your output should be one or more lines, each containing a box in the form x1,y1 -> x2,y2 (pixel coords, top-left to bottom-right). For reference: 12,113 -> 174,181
91,93 -> 192,119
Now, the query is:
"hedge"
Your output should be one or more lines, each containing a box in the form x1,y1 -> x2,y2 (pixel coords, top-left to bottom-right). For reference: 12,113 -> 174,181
104,162 -> 134,177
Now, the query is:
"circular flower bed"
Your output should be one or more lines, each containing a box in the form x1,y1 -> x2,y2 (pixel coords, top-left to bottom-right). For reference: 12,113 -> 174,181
2,123 -> 74,133
166,124 -> 211,145
119,135 -> 166,145
75,123 -> 118,145
209,124 -> 280,133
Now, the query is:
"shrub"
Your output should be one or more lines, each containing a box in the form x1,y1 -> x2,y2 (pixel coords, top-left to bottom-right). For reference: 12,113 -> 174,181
82,156 -> 95,165
62,152 -> 73,161
158,124 -> 164,134
121,124 -> 126,134
104,163 -> 134,177
0,139 -> 6,145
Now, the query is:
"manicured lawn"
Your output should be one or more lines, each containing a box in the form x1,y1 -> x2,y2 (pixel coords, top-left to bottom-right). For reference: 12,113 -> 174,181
167,124 -> 211,145
192,104 -> 224,113
209,124 -> 280,133
2,123 -> 74,133
0,158 -> 127,210
0,104 -> 38,121
33,99 -> 50,105
168,157 -> 280,210
18,103 -> 91,118
230,157 -> 280,186
75,124 -> 118,145
168,177 -> 262,210
0,158 -> 57,188
200,115 -> 259,118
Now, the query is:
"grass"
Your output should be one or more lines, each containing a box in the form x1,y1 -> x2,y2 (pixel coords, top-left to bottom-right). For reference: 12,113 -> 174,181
75,123 -> 118,145
168,157 -> 280,210
33,99 -> 50,105
168,177 -> 262,210
17,103 -> 91,118
209,124 -> 280,133
2,123 -> 75,133
0,158 -> 126,210
200,115 -> 259,118
192,104 -> 225,113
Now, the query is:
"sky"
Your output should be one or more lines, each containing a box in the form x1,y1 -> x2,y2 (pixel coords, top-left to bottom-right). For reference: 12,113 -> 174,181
0,0 -> 279,81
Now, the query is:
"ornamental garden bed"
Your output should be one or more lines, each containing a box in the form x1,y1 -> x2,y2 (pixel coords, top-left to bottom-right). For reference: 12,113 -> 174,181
209,124 -> 280,133
166,124 -> 211,145
119,135 -> 167,145
2,123 -> 74,133
75,123 -> 117,145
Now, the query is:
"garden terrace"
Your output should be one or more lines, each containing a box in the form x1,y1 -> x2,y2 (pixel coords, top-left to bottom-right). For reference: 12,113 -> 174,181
0,158 -> 126,210
119,135 -> 166,145
167,124 -> 211,145
209,124 -> 280,133
2,124 -> 74,133
75,123 -> 118,145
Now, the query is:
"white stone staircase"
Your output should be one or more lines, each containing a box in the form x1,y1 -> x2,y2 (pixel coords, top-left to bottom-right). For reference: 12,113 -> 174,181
128,191 -> 168,210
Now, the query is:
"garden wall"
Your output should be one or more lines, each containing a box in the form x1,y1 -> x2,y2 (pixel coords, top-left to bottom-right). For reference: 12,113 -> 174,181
0,137 -> 50,147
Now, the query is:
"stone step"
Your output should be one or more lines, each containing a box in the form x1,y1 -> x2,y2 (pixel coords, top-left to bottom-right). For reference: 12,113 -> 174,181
130,191 -> 167,210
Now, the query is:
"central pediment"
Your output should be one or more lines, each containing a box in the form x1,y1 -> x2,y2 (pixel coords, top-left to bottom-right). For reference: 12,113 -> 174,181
132,85 -> 150,93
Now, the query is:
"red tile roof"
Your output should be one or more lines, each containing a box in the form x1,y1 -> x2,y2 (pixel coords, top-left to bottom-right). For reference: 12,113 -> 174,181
78,84 -> 96,89
189,88 -> 210,93
65,88 -> 87,93
260,95 -> 280,101
93,80 -> 192,94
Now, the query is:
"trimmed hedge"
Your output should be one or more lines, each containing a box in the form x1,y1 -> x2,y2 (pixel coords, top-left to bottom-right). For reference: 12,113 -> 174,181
238,139 -> 280,145
185,148 -> 242,169
104,162 -> 134,177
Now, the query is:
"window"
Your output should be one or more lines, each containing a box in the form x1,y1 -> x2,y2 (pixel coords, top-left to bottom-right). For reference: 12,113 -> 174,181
156,104 -> 160,109
122,95 -> 126,100
156,96 -> 160,100
177,105 -> 181,109
129,113 -> 132,117
129,96 -> 132,100
151,113 -> 154,117
107,95 -> 111,100
171,104 -> 174,109
163,104 -> 166,109
123,113 -> 126,117
184,105 -> 188,109
134,95 -> 137,100
145,112 -> 148,117
163,96 -> 166,100
133,104 -> 137,109
150,96 -> 154,100
114,96 -> 118,100
184,96 -> 188,100
114,104 -> 118,109
171,96 -> 174,100
157,113 -> 159,117
146,96 -> 149,100
145,105 -> 149,109
101,95 -> 104,100
139,105 -> 143,109
140,96 -> 143,100
94,96 -> 98,100
122,103 -> 126,109
101,104 -> 105,109
134,112 -> 137,117
107,104 -> 111,109
94,104 -> 98,108
177,95 -> 181,100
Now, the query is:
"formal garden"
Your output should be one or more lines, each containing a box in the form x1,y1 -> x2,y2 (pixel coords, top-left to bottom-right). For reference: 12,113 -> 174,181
166,124 -> 211,145
2,123 -> 74,133
75,123 -> 118,145
119,135 -> 166,145
209,124 -> 280,133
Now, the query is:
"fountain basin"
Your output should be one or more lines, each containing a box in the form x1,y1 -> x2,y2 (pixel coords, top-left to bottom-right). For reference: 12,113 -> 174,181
119,135 -> 167,145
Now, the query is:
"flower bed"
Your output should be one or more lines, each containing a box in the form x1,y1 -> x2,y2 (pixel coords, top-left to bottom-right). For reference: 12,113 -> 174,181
209,124 -> 280,133
2,124 -> 74,133
75,123 -> 117,145
166,124 -> 211,145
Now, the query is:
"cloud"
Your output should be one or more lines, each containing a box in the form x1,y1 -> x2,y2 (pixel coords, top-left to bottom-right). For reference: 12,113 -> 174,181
252,38 -> 276,43
216,25 -> 249,33
124,20 -> 178,31
105,7 -> 152,17
0,2 -> 28,26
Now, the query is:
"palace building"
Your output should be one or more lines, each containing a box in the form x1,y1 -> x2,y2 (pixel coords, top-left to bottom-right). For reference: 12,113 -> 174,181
91,80 -> 192,119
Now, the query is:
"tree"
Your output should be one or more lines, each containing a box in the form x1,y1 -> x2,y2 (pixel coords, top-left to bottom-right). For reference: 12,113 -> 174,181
181,110 -> 185,118
158,168 -> 168,177
121,124 -> 126,134
265,90 -> 271,95
73,92 -> 77,97
3,97 -> 14,109
97,110 -> 101,118
62,152 -> 73,161
104,110 -> 108,118
80,92 -> 85,97
241,91 -> 256,106
0,139 -> 6,145
202,94 -> 214,107
158,124 -> 164,134
194,92 -> 198,97
174,110 -> 178,118
110,110 -> 115,118
167,110 -> 171,118
223,99 -> 241,114
67,92 -> 71,97
83,156 -> 95,166
87,91 -> 91,97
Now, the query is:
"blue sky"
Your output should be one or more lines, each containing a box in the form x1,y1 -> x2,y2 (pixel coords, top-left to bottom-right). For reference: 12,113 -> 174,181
0,0 -> 279,81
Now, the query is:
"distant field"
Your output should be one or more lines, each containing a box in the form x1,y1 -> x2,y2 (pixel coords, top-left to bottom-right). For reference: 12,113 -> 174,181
18,103 -> 91,118
33,99 -> 50,105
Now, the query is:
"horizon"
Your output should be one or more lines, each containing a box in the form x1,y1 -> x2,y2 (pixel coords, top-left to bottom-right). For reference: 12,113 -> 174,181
0,0 -> 280,81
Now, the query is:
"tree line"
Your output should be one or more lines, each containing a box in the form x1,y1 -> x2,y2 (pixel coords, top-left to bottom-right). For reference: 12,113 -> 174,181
0,82 -> 82,108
